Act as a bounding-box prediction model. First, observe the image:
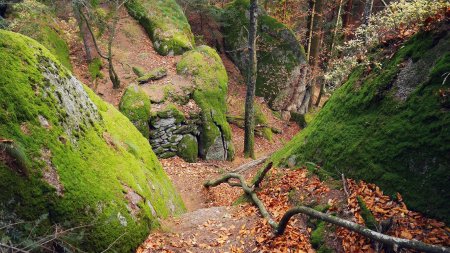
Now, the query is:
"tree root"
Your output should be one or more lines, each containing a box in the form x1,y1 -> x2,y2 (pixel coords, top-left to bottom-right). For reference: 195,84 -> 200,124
204,168 -> 450,253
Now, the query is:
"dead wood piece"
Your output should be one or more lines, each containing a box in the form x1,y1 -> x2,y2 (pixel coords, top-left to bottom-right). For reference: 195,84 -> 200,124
231,155 -> 271,174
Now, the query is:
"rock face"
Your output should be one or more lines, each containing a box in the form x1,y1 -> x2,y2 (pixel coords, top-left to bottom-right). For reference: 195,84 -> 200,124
222,0 -> 309,113
270,28 -> 450,223
0,30 -> 185,252
119,84 -> 152,137
177,46 -> 235,161
126,0 -> 195,56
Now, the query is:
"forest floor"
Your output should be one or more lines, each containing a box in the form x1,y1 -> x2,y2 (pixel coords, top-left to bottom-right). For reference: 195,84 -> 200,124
66,8 -> 450,253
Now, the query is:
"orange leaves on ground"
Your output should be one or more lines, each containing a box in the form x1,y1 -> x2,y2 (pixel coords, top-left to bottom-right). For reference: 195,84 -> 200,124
338,179 -> 450,252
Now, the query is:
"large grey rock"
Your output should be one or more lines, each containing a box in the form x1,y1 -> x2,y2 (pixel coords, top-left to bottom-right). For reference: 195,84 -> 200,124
222,0 -> 308,113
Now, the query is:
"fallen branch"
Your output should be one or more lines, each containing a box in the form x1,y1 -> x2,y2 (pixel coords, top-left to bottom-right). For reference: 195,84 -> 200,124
204,170 -> 450,253
231,155 -> 271,174
226,115 -> 282,134
253,162 -> 273,188
341,173 -> 349,198
276,207 -> 450,253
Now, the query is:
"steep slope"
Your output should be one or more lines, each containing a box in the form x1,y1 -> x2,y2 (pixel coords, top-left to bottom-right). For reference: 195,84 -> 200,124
270,27 -> 450,223
7,0 -> 72,70
0,30 -> 184,252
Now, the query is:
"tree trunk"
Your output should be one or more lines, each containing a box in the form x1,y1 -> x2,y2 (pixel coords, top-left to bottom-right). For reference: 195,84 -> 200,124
108,16 -> 120,89
73,3 -> 98,62
362,0 -> 374,27
342,0 -> 353,40
244,0 -> 258,159
308,0 -> 324,106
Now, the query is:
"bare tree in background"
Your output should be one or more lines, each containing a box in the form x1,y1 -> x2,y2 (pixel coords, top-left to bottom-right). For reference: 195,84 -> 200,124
72,0 -> 126,89
244,0 -> 258,159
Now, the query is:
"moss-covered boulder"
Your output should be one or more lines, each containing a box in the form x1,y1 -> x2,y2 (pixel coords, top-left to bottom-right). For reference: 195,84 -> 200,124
126,0 -> 195,56
0,30 -> 184,252
222,0 -> 307,111
270,28 -> 450,223
177,46 -> 234,161
119,84 -> 151,137
7,0 -> 72,70
177,134 -> 198,163
137,66 -> 168,84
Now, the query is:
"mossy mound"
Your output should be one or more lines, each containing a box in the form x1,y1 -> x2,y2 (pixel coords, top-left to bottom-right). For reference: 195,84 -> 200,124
137,66 -> 168,83
0,30 -> 184,252
177,46 -> 234,160
177,135 -> 198,163
7,0 -> 72,70
270,28 -> 450,223
222,0 -> 307,110
126,0 -> 195,56
119,84 -> 151,137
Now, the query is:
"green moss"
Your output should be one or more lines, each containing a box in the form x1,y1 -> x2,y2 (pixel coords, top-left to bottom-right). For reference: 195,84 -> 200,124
0,30 -> 184,252
155,104 -> 185,123
88,58 -> 103,80
119,85 -> 151,137
311,221 -> 326,249
222,0 -> 306,107
8,0 -> 72,70
357,196 -> 378,231
269,29 -> 450,223
177,135 -> 198,163
177,46 -> 234,160
132,66 -> 146,77
137,66 -> 167,83
126,0 -> 194,55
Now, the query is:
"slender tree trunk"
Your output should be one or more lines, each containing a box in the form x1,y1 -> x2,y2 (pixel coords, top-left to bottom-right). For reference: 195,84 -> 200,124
108,16 -> 120,89
244,0 -> 258,159
73,3 -> 98,62
306,0 -> 316,59
330,0 -> 343,53
308,0 -> 323,107
342,0 -> 353,40
362,0 -> 374,26
316,0 -> 344,107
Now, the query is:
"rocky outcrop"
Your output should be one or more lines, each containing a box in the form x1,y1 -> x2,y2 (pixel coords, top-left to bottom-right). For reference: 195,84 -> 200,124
222,0 -> 309,114
177,46 -> 235,161
269,28 -> 450,223
0,30 -> 184,252
126,0 -> 195,56
119,84 -> 152,137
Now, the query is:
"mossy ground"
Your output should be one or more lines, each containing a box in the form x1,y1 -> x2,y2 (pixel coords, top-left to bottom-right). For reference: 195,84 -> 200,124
119,84 -> 152,137
126,0 -> 194,55
222,0 -> 306,106
8,0 -> 72,70
177,46 -> 234,160
0,30 -> 184,252
88,57 -> 104,80
269,29 -> 450,223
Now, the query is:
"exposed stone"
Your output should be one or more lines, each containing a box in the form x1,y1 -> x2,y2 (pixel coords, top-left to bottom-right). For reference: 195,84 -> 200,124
153,117 -> 176,128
